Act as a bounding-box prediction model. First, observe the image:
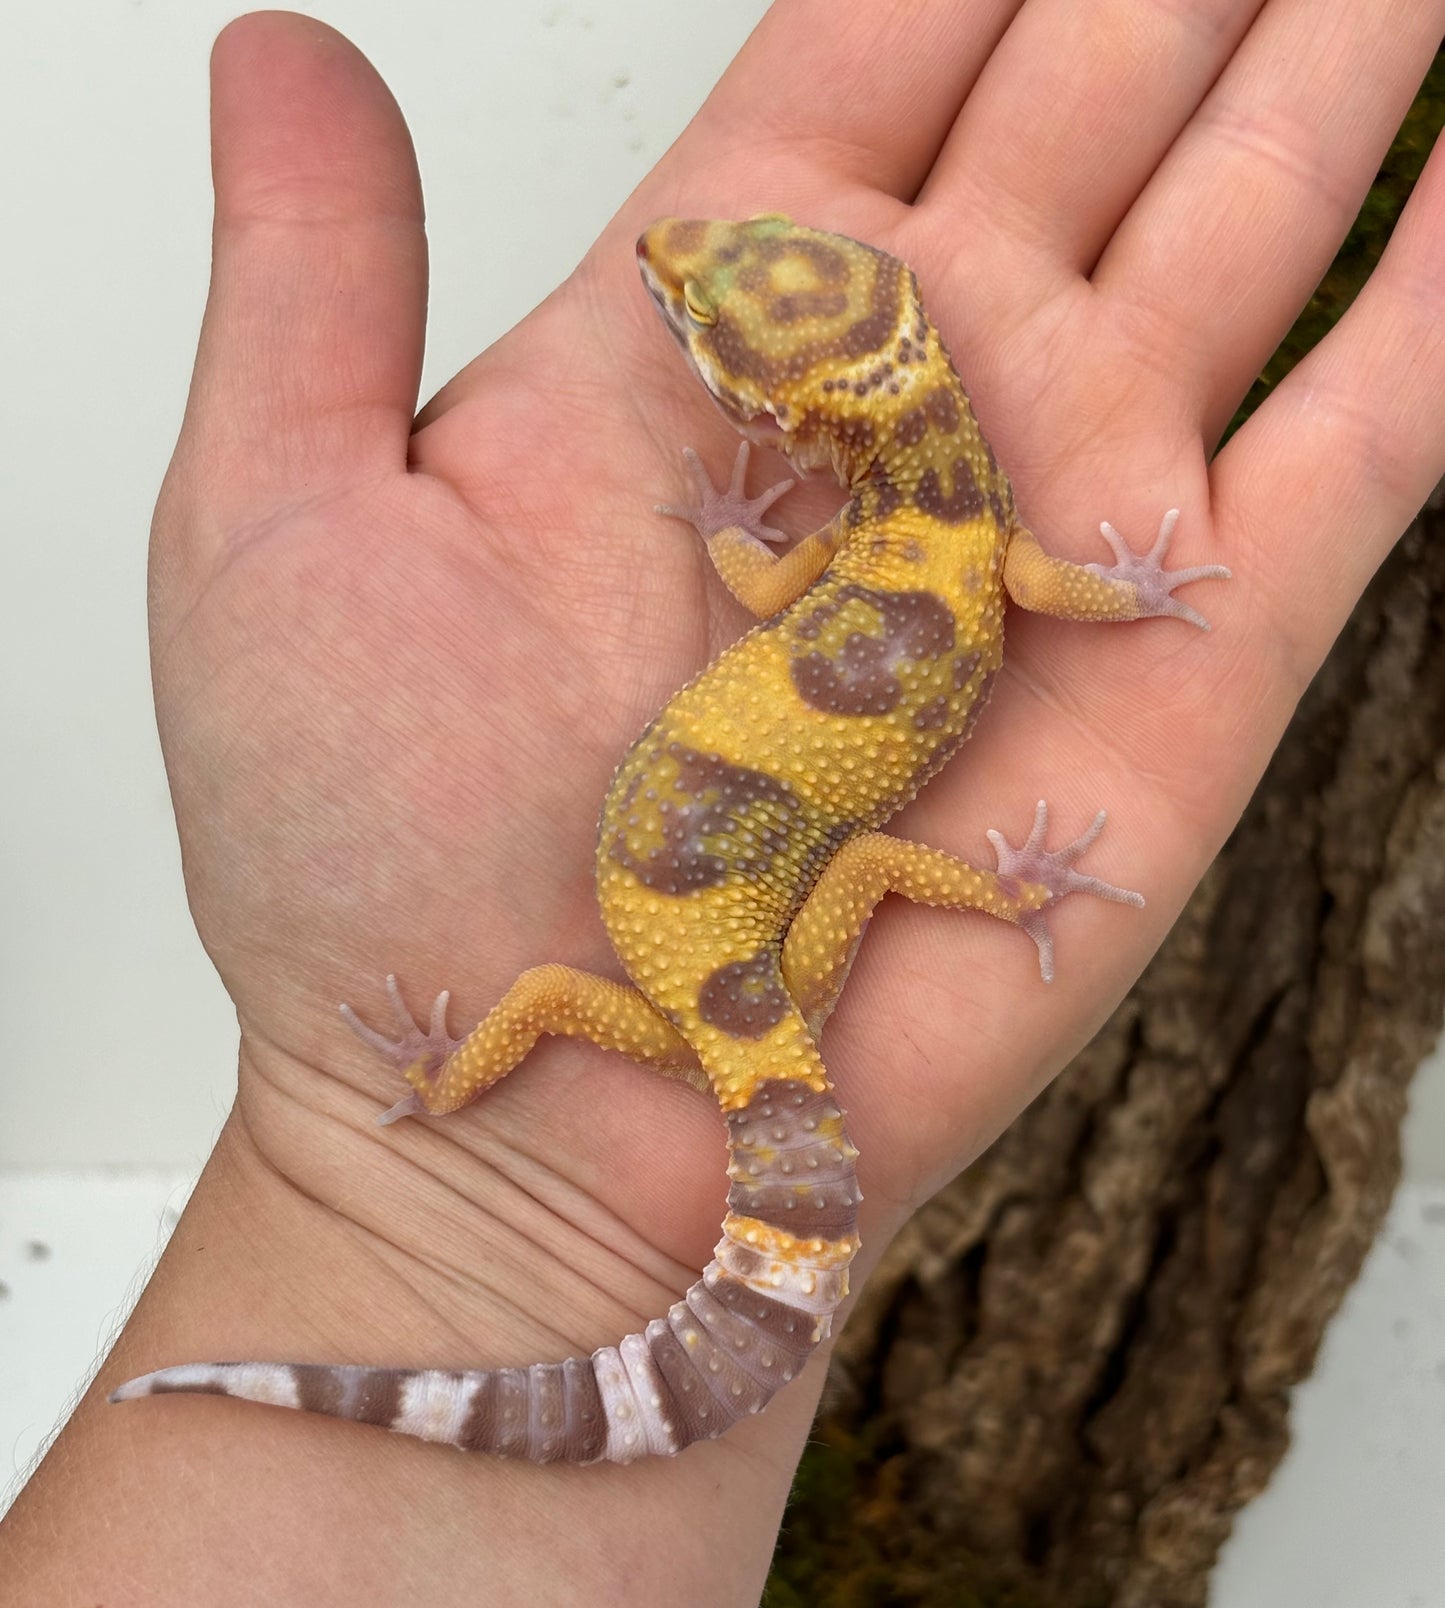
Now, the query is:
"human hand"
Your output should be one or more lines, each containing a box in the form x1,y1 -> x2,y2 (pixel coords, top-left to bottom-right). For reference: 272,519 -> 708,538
11,6 -> 1439,1604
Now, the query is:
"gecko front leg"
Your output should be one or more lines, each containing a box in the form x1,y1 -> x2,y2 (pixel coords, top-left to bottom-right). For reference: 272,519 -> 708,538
659,441 -> 844,618
1004,509 -> 1231,628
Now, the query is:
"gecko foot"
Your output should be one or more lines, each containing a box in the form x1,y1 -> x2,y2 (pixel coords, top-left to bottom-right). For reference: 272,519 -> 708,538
340,975 -> 462,1125
1084,509 -> 1231,629
656,441 -> 796,545
986,801 -> 1144,984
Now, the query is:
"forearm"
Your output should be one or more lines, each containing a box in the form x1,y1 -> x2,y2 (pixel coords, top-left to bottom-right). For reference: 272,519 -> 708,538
0,1092 -> 817,1606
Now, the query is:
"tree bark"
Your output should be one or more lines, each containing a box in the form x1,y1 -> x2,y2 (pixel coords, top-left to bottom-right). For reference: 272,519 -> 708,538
777,498 -> 1445,1608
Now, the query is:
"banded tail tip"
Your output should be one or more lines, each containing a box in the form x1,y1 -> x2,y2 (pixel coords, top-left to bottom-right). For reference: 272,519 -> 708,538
109,1366 -> 187,1403
110,1361 -> 278,1405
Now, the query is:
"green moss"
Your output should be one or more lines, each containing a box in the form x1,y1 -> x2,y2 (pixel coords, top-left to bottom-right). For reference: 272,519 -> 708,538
761,1427 -> 897,1608
763,1427 -> 1081,1608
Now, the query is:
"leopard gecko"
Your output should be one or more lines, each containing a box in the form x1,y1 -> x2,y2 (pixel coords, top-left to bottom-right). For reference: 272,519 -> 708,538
112,216 -> 1228,1462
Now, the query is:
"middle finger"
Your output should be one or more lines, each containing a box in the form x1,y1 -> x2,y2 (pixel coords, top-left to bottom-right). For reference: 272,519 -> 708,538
917,0 -> 1266,332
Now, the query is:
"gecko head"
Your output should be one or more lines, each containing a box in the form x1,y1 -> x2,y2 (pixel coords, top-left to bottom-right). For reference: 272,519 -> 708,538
637,216 -> 919,482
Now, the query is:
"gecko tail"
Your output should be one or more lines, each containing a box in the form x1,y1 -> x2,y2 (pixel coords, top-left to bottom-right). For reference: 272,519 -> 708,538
109,1080 -> 861,1463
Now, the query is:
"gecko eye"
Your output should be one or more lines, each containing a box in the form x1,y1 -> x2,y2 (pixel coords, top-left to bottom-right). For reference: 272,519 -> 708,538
682,280 -> 717,326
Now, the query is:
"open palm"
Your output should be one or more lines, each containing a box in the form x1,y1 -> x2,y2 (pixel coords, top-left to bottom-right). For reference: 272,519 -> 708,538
146,0 -> 1441,1495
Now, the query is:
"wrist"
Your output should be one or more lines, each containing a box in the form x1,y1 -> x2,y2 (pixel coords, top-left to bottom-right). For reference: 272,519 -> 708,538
2,1038 -> 820,1605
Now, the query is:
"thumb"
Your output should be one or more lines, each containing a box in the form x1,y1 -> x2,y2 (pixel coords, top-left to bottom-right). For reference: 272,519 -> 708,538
166,12 -> 426,535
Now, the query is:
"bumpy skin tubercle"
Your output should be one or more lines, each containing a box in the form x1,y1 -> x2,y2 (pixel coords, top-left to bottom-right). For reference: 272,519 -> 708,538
111,217 -> 1228,1463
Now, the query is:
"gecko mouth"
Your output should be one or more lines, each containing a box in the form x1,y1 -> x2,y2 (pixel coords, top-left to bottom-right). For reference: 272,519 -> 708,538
637,252 -> 790,448
693,364 -> 786,446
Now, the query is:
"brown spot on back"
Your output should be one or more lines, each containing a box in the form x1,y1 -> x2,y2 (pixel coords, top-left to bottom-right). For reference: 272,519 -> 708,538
869,468 -> 902,520
924,387 -> 961,434
870,587 -> 956,655
794,594 -> 843,641
609,745 -> 803,895
790,585 -> 956,717
913,695 -> 950,731
698,952 -> 790,1038
916,459 -> 985,523
914,666 -> 996,782
792,635 -> 903,715
793,584 -> 955,656
953,649 -> 982,691
894,406 -> 928,448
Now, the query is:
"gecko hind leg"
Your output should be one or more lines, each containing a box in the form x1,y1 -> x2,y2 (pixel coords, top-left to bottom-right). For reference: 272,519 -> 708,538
342,965 -> 707,1125
782,804 -> 1142,1037
341,976 -> 461,1125
986,800 -> 1144,983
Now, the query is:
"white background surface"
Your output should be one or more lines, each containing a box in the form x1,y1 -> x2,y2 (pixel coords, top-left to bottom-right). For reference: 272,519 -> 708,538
2,3 -> 1441,1601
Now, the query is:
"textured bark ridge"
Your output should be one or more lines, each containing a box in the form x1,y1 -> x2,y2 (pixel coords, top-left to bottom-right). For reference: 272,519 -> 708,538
775,502 -> 1445,1608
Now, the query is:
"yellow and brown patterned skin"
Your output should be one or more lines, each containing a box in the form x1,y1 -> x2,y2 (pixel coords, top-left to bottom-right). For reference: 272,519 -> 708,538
111,218 -> 1228,1463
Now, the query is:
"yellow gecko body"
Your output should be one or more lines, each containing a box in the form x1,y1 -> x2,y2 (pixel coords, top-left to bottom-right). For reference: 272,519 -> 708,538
113,218 -> 1227,1462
